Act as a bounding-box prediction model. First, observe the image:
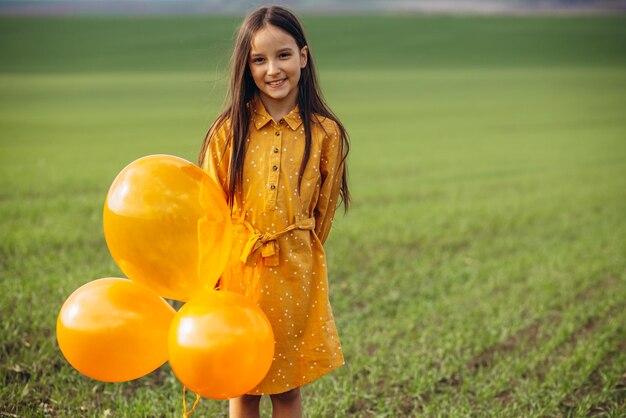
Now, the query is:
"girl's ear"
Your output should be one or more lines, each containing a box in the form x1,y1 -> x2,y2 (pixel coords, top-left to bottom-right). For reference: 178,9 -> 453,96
300,45 -> 308,69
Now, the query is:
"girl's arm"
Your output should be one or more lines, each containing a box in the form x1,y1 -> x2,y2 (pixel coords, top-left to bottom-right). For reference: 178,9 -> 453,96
314,122 -> 344,245
202,121 -> 231,196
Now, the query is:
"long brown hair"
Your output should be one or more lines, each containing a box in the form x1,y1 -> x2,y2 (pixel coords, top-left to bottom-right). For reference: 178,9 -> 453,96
198,5 -> 350,211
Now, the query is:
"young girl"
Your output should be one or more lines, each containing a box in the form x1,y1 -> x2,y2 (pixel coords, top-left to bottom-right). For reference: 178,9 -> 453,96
198,5 -> 350,418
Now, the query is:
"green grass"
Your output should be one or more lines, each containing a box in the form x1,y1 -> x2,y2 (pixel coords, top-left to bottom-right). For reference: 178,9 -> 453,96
1,14 -> 626,417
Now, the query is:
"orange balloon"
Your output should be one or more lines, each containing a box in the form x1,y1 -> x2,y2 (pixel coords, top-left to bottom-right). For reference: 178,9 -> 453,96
56,278 -> 176,382
103,155 -> 232,301
168,291 -> 275,399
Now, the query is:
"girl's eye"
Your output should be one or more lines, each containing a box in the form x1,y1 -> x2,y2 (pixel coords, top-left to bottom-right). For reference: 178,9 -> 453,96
279,52 -> 291,59
252,57 -> 265,64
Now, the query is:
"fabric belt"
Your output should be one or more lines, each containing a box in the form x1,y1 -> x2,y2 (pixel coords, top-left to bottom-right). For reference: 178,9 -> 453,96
233,215 -> 315,267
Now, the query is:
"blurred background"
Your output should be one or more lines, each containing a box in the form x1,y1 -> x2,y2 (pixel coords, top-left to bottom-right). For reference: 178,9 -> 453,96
0,0 -> 625,15
1,0 -> 625,417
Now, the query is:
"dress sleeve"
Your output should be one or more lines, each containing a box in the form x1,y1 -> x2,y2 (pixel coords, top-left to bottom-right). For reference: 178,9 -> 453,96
314,122 -> 344,245
202,121 -> 231,195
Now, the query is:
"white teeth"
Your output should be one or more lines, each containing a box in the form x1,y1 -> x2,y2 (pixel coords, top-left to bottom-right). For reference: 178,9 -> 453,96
268,79 -> 284,86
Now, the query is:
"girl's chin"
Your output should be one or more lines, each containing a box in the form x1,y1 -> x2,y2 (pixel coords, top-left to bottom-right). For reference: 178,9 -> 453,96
261,90 -> 293,101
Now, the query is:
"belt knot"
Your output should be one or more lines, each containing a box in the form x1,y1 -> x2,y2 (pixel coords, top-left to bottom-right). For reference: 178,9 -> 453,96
234,215 -> 315,267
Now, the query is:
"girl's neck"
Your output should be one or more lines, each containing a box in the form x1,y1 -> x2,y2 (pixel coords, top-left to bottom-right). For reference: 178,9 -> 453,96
258,92 -> 298,122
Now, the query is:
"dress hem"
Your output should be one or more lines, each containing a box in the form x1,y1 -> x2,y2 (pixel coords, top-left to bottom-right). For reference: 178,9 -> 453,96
245,359 -> 345,396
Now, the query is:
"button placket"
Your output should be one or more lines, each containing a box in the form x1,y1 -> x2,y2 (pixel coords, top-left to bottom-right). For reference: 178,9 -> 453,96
266,125 -> 282,211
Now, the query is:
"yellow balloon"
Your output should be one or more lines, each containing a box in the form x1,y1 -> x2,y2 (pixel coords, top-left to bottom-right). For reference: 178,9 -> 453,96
103,155 -> 232,301
168,291 -> 275,399
56,278 -> 176,382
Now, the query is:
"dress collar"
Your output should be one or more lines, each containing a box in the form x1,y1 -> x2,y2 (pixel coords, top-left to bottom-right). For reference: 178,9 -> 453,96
251,95 -> 302,131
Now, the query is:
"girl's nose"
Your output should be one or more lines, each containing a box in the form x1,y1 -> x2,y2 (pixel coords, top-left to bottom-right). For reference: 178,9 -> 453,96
267,60 -> 280,75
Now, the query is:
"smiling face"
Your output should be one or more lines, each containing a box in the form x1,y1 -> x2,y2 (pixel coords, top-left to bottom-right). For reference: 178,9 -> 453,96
248,24 -> 308,115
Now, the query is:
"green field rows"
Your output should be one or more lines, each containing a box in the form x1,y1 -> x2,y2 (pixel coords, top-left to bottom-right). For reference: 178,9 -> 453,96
1,15 -> 625,417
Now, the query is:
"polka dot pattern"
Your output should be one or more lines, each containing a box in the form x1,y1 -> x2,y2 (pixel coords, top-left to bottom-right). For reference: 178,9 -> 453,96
202,96 -> 345,395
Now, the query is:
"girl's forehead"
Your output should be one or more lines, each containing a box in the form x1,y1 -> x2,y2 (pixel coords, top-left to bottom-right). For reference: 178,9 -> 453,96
250,24 -> 298,53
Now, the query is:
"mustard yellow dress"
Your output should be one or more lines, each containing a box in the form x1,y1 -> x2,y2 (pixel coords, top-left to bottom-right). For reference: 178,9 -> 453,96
202,97 -> 345,395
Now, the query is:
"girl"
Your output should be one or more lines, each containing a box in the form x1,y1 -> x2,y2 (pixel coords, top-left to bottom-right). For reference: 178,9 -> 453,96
198,5 -> 350,418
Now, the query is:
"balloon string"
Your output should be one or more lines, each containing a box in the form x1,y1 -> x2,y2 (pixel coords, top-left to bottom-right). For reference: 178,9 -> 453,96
182,386 -> 201,417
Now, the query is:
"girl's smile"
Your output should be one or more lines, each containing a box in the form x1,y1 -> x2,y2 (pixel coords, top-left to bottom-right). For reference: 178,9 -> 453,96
249,24 -> 308,120
267,78 -> 286,88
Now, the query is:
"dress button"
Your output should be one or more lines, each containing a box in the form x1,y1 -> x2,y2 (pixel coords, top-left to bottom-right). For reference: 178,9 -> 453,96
275,131 -> 280,136
273,147 -> 279,153
270,184 -> 276,190
279,119 -> 285,125
273,165 -> 278,171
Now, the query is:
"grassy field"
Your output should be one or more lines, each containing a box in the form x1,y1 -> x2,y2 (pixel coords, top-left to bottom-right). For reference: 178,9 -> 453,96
1,14 -> 626,417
